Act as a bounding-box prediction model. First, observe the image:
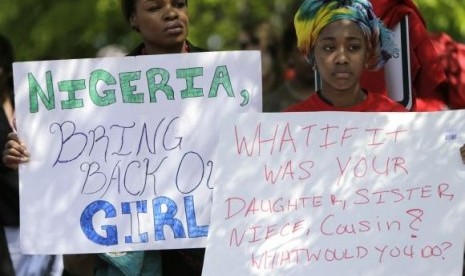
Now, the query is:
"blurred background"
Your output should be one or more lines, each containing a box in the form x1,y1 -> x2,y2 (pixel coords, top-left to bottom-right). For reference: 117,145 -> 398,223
0,0 -> 463,61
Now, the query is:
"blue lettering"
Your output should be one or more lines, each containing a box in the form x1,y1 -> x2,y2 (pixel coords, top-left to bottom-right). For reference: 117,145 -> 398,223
122,201 -> 149,243
153,196 -> 186,240
80,200 -> 118,246
184,196 -> 208,238
80,196 -> 209,246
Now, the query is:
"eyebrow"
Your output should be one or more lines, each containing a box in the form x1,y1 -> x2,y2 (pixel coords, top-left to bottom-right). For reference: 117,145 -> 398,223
319,36 -> 363,41
141,0 -> 160,3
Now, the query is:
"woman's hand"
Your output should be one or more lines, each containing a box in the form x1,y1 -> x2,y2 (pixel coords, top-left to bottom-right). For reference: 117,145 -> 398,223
2,132 -> 29,170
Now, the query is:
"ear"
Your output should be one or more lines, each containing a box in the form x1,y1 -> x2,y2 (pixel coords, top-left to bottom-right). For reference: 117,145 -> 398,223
312,57 -> 318,71
129,13 -> 139,32
307,53 -> 316,70
365,43 -> 375,69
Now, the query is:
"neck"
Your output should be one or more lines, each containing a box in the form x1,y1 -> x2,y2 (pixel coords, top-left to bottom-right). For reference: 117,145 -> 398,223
319,86 -> 366,108
143,41 -> 188,55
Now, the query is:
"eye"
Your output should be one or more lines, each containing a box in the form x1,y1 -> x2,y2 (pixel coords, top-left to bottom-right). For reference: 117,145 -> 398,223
174,0 -> 186,8
322,45 -> 335,52
348,44 -> 362,51
147,5 -> 161,12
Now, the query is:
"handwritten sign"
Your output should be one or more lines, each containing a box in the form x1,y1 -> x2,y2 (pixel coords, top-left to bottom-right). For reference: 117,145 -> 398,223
12,51 -> 262,254
203,111 -> 465,276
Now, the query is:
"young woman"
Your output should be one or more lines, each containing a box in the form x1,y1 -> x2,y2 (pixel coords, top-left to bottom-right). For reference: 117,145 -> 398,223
285,0 -> 406,112
122,0 -> 203,55
284,0 -> 465,164
3,0 -> 205,275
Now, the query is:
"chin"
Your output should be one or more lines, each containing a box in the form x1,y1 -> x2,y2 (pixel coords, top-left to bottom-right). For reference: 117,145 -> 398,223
334,82 -> 356,91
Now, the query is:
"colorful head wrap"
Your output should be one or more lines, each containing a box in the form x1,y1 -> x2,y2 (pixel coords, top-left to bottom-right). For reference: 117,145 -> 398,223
294,0 -> 399,70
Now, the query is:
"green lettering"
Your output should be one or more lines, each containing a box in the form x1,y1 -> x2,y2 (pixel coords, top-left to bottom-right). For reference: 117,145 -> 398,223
146,68 -> 174,102
119,71 -> 144,103
209,65 -> 234,98
28,71 -> 55,113
58,80 -> 85,109
89,69 -> 117,106
177,67 -> 203,98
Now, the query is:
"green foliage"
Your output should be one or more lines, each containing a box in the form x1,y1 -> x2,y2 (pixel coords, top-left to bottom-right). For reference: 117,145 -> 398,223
0,0 -> 135,60
415,0 -> 465,41
0,0 -> 463,62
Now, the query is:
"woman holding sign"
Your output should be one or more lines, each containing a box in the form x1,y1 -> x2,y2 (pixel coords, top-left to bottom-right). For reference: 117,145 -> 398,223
3,0 -> 205,275
104,0 -> 206,275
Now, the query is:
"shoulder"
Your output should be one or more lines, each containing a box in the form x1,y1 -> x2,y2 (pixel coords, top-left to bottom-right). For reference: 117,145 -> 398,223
283,93 -> 323,112
186,40 -> 206,53
125,41 -> 205,55
367,92 -> 408,112
126,43 -> 145,56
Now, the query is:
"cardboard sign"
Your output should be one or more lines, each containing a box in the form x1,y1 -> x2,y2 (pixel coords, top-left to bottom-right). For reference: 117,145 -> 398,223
203,111 -> 465,276
13,51 -> 262,254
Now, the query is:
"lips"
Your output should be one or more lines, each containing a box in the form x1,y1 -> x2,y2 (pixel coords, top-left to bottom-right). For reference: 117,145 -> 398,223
333,71 -> 351,79
165,21 -> 184,34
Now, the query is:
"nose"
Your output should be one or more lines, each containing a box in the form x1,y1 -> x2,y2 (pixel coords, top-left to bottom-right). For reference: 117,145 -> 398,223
334,47 -> 349,64
164,6 -> 179,20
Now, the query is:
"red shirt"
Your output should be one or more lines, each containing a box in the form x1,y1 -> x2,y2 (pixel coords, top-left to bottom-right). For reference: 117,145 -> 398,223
284,90 -> 407,112
361,0 -> 447,111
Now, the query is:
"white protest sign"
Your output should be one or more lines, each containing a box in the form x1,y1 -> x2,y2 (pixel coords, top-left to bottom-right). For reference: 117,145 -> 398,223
203,111 -> 465,276
13,51 -> 262,254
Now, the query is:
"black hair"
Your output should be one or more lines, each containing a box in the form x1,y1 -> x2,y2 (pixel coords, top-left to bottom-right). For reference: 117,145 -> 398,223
121,0 -> 188,22
0,34 -> 14,90
0,34 -> 13,74
120,0 -> 134,23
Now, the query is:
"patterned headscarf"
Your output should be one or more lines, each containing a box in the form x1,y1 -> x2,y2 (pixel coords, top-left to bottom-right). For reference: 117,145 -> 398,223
294,0 -> 399,70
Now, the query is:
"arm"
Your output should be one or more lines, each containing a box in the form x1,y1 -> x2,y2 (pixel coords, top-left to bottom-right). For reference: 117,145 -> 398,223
461,144 -> 465,165
2,132 -> 29,170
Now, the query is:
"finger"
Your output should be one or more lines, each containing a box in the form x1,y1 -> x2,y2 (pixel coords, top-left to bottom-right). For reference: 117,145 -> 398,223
3,147 -> 28,159
461,145 -> 465,164
2,149 -> 29,167
4,140 -> 29,157
2,154 -> 20,170
6,131 -> 18,141
2,155 -> 25,169
6,132 -> 24,147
